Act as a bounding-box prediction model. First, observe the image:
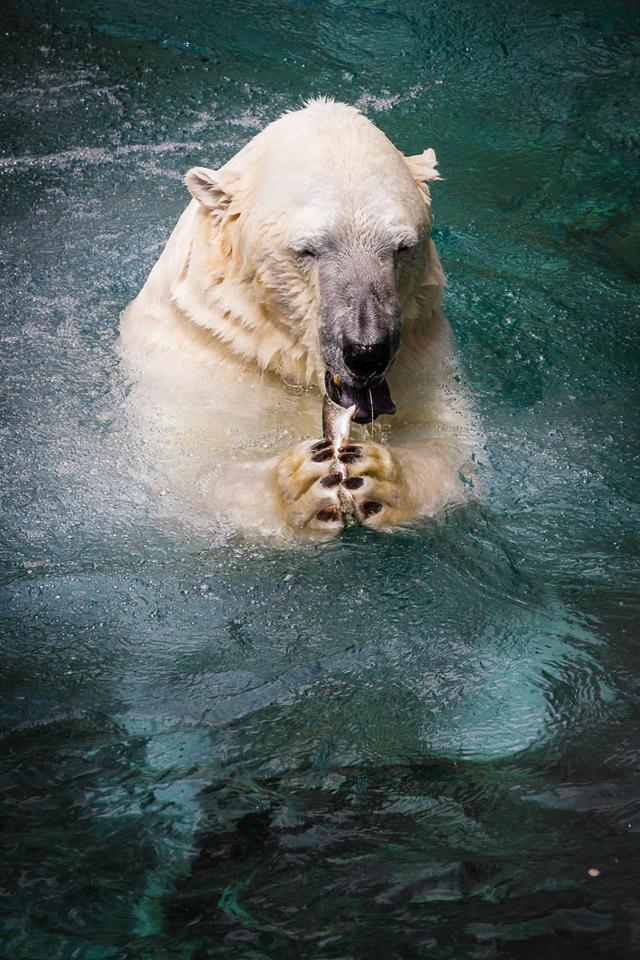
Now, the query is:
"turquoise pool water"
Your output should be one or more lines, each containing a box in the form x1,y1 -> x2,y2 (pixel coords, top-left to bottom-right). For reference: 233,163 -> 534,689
1,1 -> 639,957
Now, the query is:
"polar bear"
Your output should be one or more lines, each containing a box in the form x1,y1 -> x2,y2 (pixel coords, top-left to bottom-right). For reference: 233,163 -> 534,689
119,99 -> 479,539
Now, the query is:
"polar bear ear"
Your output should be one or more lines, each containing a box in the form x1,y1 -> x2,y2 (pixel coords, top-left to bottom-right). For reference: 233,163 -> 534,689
184,166 -> 235,211
405,147 -> 442,184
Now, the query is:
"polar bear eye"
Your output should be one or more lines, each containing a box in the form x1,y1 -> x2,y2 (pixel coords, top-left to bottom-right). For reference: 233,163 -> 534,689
395,237 -> 418,255
291,244 -> 318,260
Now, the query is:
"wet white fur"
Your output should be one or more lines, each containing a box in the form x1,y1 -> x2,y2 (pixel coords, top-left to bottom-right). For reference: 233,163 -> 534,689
119,99 -> 481,539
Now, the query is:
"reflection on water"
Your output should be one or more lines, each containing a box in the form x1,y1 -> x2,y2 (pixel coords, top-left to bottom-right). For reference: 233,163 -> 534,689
1,0 -> 639,956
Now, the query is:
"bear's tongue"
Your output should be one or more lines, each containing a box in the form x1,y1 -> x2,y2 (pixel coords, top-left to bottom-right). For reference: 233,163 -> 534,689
326,373 -> 396,424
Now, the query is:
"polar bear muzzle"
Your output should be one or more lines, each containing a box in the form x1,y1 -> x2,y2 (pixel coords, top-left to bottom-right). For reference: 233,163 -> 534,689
318,249 -> 401,423
325,371 -> 396,424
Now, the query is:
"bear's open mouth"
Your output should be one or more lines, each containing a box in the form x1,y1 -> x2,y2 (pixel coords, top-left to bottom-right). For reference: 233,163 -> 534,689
325,372 -> 396,424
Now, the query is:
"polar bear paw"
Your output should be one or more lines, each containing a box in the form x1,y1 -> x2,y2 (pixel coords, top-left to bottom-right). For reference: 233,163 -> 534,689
274,439 -> 411,536
338,440 -> 412,530
273,439 -> 346,537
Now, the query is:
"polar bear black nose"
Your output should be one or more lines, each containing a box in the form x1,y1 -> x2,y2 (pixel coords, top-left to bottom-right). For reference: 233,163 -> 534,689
343,340 -> 390,381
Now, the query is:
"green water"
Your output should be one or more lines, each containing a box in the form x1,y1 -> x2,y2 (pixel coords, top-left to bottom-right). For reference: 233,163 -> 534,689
1,1 -> 639,957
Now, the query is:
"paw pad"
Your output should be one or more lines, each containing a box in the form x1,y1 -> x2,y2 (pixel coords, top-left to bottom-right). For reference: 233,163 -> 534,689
320,473 -> 342,488
316,507 -> 339,522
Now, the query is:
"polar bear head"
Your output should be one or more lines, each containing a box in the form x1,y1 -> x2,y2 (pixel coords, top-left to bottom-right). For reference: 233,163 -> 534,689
184,99 -> 442,422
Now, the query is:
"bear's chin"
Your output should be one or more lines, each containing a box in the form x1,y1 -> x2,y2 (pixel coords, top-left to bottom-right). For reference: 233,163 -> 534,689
325,372 -> 396,424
